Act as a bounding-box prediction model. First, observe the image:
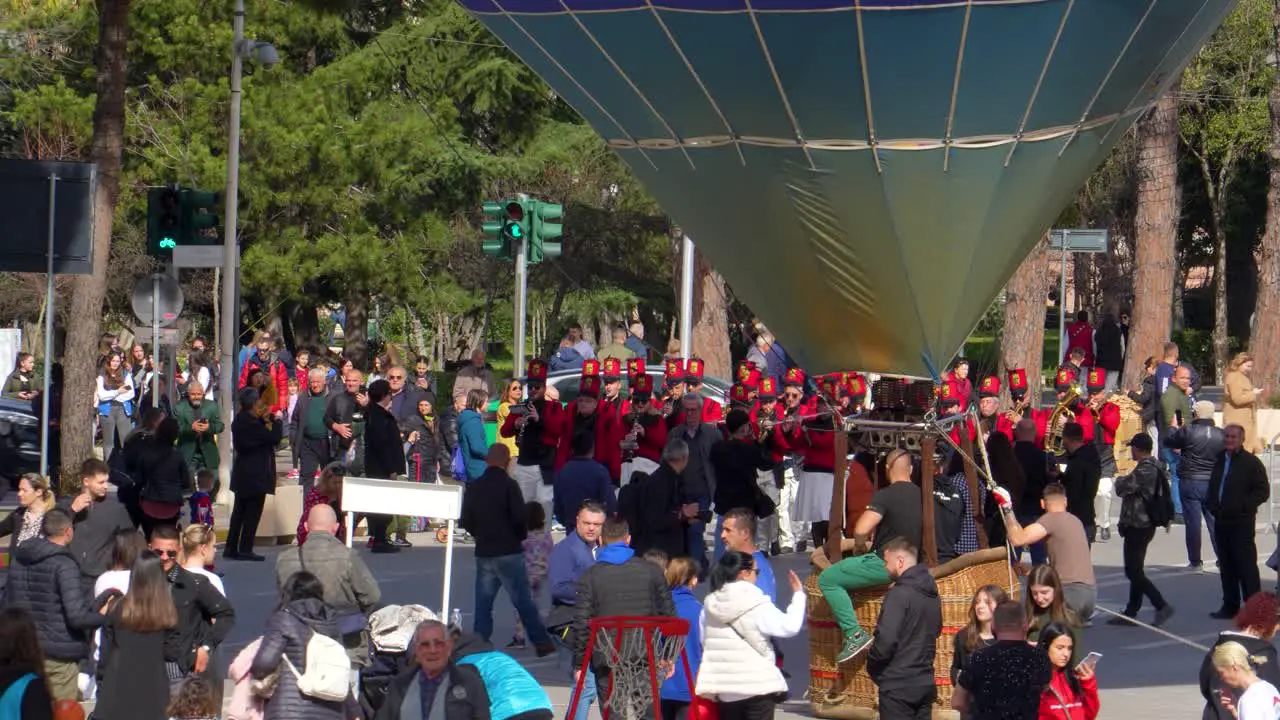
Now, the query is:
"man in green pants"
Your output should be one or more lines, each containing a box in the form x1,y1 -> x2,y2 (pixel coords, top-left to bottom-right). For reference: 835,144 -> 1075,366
818,448 -> 924,663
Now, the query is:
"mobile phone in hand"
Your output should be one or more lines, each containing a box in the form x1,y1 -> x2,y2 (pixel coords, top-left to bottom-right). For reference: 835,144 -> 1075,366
1076,651 -> 1102,672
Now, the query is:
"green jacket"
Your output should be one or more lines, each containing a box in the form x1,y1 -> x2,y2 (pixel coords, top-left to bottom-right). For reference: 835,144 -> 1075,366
174,399 -> 225,471
1160,387 -> 1192,440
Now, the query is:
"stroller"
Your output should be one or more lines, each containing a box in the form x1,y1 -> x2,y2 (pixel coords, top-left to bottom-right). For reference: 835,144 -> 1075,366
359,604 -> 440,719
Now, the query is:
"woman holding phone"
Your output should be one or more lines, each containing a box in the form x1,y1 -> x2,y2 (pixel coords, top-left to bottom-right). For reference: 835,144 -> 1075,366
1037,622 -> 1100,720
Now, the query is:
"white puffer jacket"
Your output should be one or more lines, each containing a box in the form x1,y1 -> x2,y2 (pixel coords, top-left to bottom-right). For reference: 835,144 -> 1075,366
695,580 -> 806,701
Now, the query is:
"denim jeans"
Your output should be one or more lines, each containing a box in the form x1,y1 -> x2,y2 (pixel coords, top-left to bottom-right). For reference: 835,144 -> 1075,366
1015,511 -> 1048,566
1161,446 -> 1184,515
557,640 -> 597,720
1181,478 -> 1217,566
685,496 -> 709,576
473,554 -> 552,646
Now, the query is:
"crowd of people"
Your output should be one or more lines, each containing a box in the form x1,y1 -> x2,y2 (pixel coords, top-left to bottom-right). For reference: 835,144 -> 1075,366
0,313 -> 1276,719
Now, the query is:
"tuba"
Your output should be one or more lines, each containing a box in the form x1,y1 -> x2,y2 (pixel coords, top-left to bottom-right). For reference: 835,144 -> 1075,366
1044,384 -> 1081,456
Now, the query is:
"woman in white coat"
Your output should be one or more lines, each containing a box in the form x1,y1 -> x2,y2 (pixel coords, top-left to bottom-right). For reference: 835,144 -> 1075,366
696,551 -> 805,719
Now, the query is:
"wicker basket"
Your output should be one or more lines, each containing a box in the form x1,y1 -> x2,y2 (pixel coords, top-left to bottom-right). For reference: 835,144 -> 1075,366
807,547 -> 1020,720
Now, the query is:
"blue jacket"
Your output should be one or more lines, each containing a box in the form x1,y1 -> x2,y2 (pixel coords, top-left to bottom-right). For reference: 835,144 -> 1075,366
457,409 -> 488,482
553,458 -> 617,528
660,586 -> 703,702
549,346 -> 585,373
549,531 -> 596,606
454,635 -> 550,720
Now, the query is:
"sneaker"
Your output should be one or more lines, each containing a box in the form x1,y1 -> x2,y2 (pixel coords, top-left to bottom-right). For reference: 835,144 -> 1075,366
1106,614 -> 1136,626
392,537 -> 413,548
1187,563 -> 1203,571
836,631 -> 872,664
797,540 -> 809,554
505,637 -> 527,650
1154,605 -> 1175,627
1099,527 -> 1111,542
1211,608 -> 1237,620
371,542 -> 401,554
1172,513 -> 1185,525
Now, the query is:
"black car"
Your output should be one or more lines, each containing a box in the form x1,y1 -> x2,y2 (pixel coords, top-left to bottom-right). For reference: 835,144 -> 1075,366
0,398 -> 41,492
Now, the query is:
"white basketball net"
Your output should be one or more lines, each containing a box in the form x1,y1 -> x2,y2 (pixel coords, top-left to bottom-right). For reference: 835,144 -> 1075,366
594,626 -> 688,720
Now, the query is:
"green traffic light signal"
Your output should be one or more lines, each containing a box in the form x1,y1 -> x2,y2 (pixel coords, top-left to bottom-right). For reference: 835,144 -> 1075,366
147,186 -> 184,257
529,201 -> 563,263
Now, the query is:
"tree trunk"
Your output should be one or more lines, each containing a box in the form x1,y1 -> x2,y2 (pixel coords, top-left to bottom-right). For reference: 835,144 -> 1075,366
1123,84 -> 1182,388
60,0 -> 129,484
407,305 -> 427,358
344,296 -> 369,369
690,246 -> 732,379
1212,221 -> 1230,383
1000,234 -> 1053,403
287,300 -> 321,351
1254,1 -> 1280,404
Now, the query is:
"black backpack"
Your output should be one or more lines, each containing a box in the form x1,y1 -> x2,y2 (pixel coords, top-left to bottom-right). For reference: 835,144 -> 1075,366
1146,462 -> 1175,529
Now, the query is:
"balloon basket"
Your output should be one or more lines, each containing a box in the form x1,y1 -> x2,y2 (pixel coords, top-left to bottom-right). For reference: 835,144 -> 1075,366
805,548 -> 1018,720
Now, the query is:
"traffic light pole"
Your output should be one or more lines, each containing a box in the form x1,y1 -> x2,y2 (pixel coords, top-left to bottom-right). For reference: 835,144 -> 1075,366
152,274 -> 161,403
514,236 -> 528,370
217,0 -> 246,501
679,235 -> 695,361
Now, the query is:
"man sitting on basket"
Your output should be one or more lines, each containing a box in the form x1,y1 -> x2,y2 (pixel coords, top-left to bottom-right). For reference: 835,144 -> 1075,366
817,448 -> 924,663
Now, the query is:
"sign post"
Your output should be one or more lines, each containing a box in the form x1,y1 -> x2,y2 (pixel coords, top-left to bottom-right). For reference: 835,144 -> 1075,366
340,478 -> 464,615
1048,229 -> 1109,367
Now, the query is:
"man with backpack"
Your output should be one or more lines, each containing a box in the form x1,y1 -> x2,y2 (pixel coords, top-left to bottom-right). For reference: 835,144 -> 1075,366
1107,433 -> 1175,628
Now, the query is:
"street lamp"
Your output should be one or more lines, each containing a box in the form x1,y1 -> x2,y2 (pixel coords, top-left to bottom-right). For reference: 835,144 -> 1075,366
217,1 -> 278,501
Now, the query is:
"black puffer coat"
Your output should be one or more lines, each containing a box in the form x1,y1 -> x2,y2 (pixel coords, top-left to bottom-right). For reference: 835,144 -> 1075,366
137,443 -> 192,505
7,538 -> 107,660
251,598 -> 360,720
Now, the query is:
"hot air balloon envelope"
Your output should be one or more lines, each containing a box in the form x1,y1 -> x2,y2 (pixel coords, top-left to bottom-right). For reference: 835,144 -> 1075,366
457,0 -> 1235,377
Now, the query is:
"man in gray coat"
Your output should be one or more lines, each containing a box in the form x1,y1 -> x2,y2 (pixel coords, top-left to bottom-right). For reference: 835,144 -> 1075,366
277,504 -> 381,666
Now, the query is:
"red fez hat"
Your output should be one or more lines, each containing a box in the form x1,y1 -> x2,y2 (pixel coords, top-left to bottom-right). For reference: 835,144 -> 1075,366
1086,367 -> 1106,393
783,367 -> 805,387
526,359 -> 547,382
979,376 -> 1001,398
686,358 -> 705,383
758,377 -> 778,399
1055,367 -> 1076,392
844,373 -> 867,399
936,382 -> 960,406
601,357 -> 622,381
579,375 -> 602,398
737,362 -> 762,388
820,374 -> 841,399
665,359 -> 685,386
632,374 -> 654,395
730,383 -> 751,405
1007,368 -> 1028,398
582,359 -> 601,378
626,358 -> 645,379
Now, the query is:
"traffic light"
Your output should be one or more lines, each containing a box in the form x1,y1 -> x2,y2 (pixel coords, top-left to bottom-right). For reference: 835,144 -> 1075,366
530,201 -> 562,263
146,186 -> 221,258
481,199 -> 531,258
182,189 -> 221,245
147,186 -> 182,257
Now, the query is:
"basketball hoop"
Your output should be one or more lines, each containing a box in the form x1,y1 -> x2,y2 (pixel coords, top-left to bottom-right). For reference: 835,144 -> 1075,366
567,616 -> 692,720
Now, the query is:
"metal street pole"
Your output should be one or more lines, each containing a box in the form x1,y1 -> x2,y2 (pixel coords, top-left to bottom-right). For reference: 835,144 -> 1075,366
216,0 -> 245,501
39,174 -> 58,478
514,237 -> 528,370
680,235 -> 694,361
152,274 -> 161,403
1058,245 -> 1068,367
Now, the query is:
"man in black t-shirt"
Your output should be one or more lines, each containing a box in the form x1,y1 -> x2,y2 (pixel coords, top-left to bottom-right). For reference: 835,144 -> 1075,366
952,601 -> 1052,719
818,448 -> 923,664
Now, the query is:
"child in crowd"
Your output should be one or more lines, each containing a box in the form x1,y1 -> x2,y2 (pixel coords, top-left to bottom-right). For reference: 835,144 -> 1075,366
167,676 -> 220,720
285,376 -> 301,480
188,469 -> 216,571
510,502 -> 553,649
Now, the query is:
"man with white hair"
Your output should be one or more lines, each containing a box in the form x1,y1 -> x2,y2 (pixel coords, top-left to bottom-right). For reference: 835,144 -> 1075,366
375,620 -> 489,720
277,504 -> 382,667
1164,399 -> 1225,570
292,367 -> 332,492
453,348 -> 494,401
174,380 -> 224,484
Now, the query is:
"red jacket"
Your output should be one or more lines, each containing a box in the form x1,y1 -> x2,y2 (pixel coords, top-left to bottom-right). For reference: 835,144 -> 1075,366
239,352 -> 289,414
701,398 -> 723,424
498,398 -> 564,456
633,402 -> 669,464
1094,402 -> 1121,445
995,412 -> 1016,444
750,404 -> 790,464
1038,672 -> 1099,720
556,404 -> 622,481
786,421 -> 837,472
1064,321 -> 1095,367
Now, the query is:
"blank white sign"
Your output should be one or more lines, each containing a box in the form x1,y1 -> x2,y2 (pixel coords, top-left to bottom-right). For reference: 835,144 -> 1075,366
341,477 -> 463,520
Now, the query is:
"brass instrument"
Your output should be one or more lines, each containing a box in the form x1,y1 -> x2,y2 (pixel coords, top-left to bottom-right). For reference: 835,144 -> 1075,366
1004,395 -> 1029,423
1044,384 -> 1082,456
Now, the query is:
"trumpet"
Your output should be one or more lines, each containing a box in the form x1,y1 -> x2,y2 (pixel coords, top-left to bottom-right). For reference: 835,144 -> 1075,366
1005,396 -> 1029,423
